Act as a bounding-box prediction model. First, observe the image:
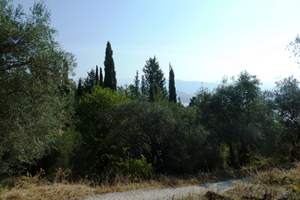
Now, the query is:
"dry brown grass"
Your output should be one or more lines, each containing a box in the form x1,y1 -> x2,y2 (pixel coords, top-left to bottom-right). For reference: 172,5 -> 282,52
1,183 -> 95,200
223,163 -> 300,199
0,173 -> 206,200
177,163 -> 300,200
3,165 -> 299,200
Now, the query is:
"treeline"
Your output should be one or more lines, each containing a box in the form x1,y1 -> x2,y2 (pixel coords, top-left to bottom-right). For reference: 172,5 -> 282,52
1,1 -> 300,183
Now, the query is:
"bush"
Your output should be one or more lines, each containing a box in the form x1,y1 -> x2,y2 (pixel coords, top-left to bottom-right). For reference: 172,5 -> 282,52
119,156 -> 153,181
73,87 -> 129,180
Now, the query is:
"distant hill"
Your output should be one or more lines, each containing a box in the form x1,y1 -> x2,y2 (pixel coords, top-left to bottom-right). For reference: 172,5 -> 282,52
175,80 -> 218,94
175,80 -> 219,105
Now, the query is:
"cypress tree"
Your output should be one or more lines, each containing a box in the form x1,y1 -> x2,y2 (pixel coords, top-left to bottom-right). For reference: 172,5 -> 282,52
100,67 -> 104,86
133,70 -> 140,97
77,78 -> 83,97
141,75 -> 146,95
95,65 -> 99,85
103,41 -> 117,90
168,64 -> 177,103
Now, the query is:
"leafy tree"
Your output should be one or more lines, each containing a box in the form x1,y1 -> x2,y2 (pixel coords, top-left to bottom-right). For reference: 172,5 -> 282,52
74,87 -> 127,179
111,101 -> 210,174
168,64 -> 177,103
0,0 -> 76,176
83,69 -> 96,93
192,72 -> 266,168
274,77 -> 300,161
289,36 -> 300,64
142,57 -> 166,101
103,42 -> 117,90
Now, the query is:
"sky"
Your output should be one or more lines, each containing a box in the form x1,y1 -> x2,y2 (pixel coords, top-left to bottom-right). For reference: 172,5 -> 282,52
15,0 -> 300,84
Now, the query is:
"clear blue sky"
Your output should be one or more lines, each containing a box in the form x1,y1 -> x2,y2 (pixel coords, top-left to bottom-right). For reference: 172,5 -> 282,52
15,0 -> 300,83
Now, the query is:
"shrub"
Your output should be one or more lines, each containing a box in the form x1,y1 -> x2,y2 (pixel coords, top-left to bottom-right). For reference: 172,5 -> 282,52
119,156 -> 153,181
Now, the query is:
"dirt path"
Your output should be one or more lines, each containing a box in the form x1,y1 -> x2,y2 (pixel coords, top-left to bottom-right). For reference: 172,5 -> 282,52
85,180 -> 239,200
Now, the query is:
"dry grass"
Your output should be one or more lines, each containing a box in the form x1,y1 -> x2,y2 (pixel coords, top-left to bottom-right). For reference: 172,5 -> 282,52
0,173 -> 206,200
1,183 -> 95,200
225,163 -> 300,199
178,163 -> 300,200
0,172 -> 94,200
3,165 -> 299,200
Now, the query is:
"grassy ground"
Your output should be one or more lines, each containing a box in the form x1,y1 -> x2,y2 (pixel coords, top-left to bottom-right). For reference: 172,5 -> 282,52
178,163 -> 300,200
1,165 -> 299,200
0,174 -> 211,200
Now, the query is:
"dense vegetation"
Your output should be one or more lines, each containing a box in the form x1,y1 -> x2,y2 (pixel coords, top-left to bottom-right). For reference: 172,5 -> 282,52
1,0 -> 300,184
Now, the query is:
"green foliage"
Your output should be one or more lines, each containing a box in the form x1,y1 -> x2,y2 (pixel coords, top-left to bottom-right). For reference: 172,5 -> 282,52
274,77 -> 300,161
104,41 -> 117,90
73,87 -> 128,180
133,70 -> 140,97
168,65 -> 177,103
76,78 -> 83,98
53,129 -> 81,171
110,101 -> 210,174
192,72 -> 271,168
0,0 -> 76,177
99,67 -> 104,86
142,57 -> 167,101
3,0 -> 300,185
95,65 -> 99,85
119,156 -> 153,180
83,69 -> 96,93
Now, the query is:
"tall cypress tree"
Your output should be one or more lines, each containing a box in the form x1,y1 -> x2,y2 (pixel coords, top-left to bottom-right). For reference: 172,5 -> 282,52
168,64 -> 177,103
141,75 -> 146,95
100,67 -> 104,86
103,41 -> 117,90
133,70 -> 140,97
77,78 -> 83,97
95,65 -> 99,85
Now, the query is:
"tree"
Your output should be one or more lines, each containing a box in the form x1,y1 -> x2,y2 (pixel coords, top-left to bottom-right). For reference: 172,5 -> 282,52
0,1 -> 76,176
142,57 -> 166,101
95,65 -> 99,85
133,70 -> 140,97
192,72 -> 265,168
168,64 -> 177,103
83,69 -> 96,93
77,78 -> 83,97
100,67 -> 104,86
289,36 -> 300,64
103,41 -> 117,90
111,101 -> 210,174
141,75 -> 147,95
274,77 -> 300,161
74,87 -> 127,179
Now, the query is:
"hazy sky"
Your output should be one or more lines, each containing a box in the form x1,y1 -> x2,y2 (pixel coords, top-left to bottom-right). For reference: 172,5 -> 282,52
15,0 -> 300,83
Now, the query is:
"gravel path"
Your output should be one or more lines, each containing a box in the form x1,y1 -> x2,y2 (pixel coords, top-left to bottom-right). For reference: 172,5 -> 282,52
85,180 -> 239,200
